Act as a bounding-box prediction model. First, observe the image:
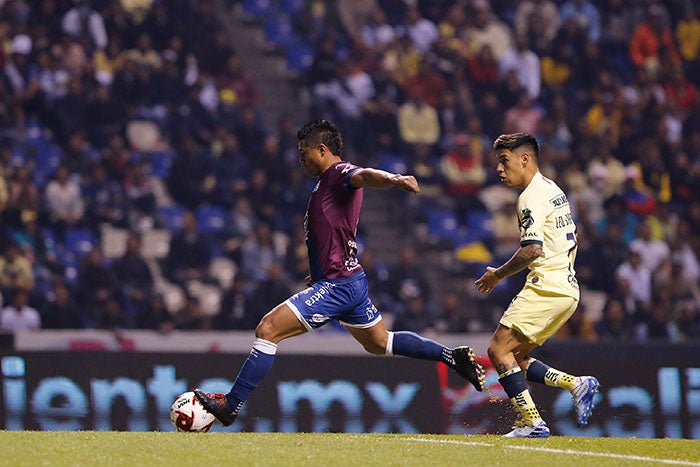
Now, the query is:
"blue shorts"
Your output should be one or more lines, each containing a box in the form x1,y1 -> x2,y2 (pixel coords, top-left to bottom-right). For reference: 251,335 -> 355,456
285,271 -> 382,330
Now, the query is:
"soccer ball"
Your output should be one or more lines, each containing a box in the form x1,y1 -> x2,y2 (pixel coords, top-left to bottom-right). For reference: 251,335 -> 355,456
170,391 -> 216,432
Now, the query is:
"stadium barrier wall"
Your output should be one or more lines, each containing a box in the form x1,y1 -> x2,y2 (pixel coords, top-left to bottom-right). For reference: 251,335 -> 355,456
0,333 -> 698,438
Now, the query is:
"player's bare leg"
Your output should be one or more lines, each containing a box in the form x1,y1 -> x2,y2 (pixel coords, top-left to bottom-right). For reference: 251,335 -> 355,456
195,303 -> 307,426
346,321 -> 485,391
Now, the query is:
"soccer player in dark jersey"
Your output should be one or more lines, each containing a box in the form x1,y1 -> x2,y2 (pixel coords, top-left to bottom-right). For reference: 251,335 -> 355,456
195,120 -> 485,427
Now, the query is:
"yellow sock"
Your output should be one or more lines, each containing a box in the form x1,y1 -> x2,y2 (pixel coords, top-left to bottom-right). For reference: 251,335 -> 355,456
511,389 -> 542,425
543,368 -> 577,391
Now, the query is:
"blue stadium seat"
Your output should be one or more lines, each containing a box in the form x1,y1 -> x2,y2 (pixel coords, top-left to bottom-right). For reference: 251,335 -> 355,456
33,143 -> 62,187
196,205 -> 227,234
278,0 -> 304,16
287,43 -> 314,73
149,150 -> 174,179
158,204 -> 186,232
378,153 -> 407,175
64,228 -> 98,258
242,0 -> 273,19
264,13 -> 299,49
464,210 -> 494,243
427,209 -> 460,243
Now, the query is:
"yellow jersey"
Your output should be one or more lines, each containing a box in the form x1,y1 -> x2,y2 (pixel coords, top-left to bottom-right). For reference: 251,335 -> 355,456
516,172 -> 579,299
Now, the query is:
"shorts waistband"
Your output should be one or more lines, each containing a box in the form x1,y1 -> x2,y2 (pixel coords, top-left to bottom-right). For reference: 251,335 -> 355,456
316,270 -> 365,285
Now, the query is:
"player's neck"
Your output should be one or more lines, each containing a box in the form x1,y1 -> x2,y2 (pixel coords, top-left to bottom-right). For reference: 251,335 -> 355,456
319,156 -> 342,174
520,168 -> 539,189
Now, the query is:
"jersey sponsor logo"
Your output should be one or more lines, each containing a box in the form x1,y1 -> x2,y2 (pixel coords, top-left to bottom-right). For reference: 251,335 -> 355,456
303,283 -> 334,307
519,208 -> 534,230
549,193 -> 569,208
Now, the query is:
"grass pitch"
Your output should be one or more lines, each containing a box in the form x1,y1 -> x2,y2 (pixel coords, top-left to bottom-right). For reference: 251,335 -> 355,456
2,432 -> 699,466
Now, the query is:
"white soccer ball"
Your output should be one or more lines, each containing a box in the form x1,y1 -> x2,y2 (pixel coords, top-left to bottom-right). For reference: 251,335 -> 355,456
170,391 -> 216,432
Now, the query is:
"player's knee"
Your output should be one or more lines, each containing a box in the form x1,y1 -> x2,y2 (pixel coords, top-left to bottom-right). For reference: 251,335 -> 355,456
362,342 -> 385,355
254,316 -> 274,340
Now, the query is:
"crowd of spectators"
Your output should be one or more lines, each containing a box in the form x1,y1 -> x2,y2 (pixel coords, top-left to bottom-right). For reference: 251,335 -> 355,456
293,0 -> 700,342
0,0 -> 697,344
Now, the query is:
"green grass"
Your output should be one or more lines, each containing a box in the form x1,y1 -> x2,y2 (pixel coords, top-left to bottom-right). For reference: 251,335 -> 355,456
2,432 -> 699,466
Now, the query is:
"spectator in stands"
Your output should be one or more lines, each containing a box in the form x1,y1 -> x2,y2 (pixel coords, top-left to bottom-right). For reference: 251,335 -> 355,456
391,290 -> 436,334
94,296 -> 130,330
44,165 -> 85,237
615,244 -> 652,321
434,290 -> 473,333
40,280 -> 83,329
464,0 -> 512,62
82,163 -> 127,230
136,294 -> 175,331
61,0 -> 108,55
676,6 -> 700,85
164,210 -> 211,287
515,0 -> 560,55
173,295 -> 211,330
113,232 -> 153,318
403,6 -> 439,55
166,136 -> 216,209
77,246 -> 117,326
0,289 -> 40,332
239,222 -> 284,283
554,304 -> 598,342
361,92 -> 401,157
387,245 -> 431,305
11,209 -> 61,281
217,56 -> 259,115
499,34 -> 541,100
594,297 -> 633,340
250,263 -> 293,319
123,162 -> 157,229
360,8 -> 396,54
215,273 -> 255,330
439,133 -> 487,220
401,59 -> 446,110
674,299 -> 700,342
629,4 -> 681,74
0,242 -> 34,296
629,222 -> 670,272
7,166 -> 41,229
559,0 -> 601,43
503,90 -> 544,135
397,93 -> 440,148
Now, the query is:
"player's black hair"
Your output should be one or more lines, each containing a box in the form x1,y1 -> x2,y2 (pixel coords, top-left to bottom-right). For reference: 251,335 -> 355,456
493,132 -> 539,158
297,119 -> 344,157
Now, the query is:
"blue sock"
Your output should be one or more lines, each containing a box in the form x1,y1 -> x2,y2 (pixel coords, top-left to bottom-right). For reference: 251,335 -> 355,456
499,369 -> 529,399
526,359 -> 548,384
389,331 -> 452,364
226,338 -> 277,414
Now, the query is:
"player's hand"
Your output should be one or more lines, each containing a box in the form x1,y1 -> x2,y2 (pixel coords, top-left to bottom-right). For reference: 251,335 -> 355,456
475,266 -> 501,294
392,174 -> 420,194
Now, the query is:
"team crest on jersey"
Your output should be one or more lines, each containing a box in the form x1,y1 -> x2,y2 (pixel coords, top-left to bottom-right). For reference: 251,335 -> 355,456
519,208 -> 534,230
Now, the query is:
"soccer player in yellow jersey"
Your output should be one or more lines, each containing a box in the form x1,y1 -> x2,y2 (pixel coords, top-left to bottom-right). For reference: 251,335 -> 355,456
475,133 -> 599,438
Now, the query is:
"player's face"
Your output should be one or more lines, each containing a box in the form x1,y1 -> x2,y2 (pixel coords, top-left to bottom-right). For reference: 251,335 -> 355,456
298,140 -> 323,177
495,149 -> 527,189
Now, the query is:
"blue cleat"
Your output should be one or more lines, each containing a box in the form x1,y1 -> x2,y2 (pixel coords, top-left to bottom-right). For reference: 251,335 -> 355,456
571,376 -> 600,426
504,419 -> 550,438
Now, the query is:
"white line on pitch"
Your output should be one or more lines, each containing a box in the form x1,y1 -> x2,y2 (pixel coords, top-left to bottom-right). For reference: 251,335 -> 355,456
398,436 -> 700,466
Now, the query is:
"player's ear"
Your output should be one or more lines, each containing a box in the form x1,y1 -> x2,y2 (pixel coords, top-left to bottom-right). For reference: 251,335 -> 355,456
520,152 -> 529,166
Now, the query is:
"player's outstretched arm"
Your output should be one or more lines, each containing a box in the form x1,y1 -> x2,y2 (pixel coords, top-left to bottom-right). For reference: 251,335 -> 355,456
349,168 -> 420,194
